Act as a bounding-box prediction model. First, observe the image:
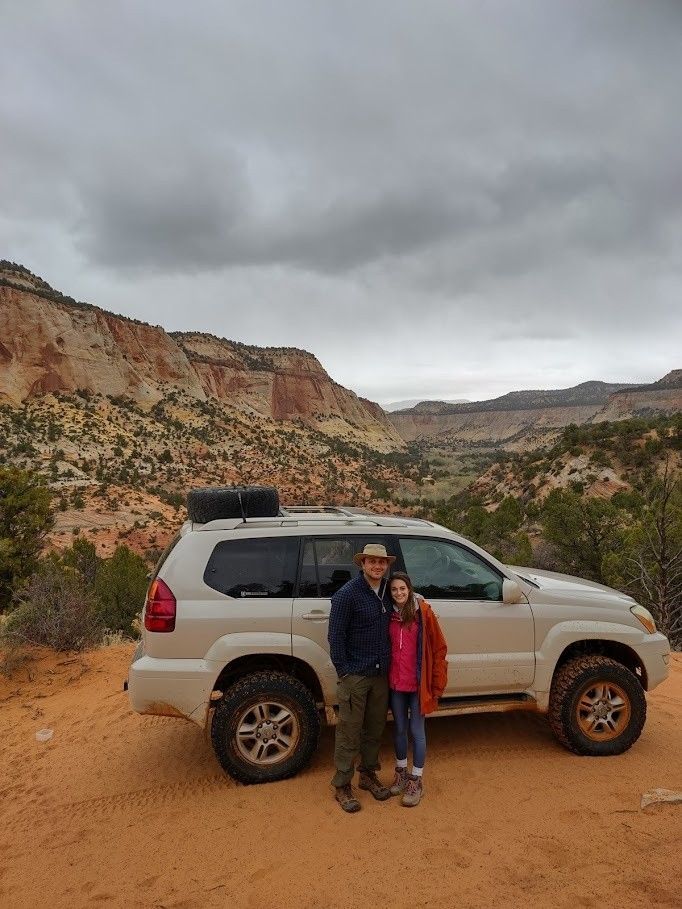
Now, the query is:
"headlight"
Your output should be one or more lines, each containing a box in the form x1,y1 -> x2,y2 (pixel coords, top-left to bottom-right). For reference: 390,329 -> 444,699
631,604 -> 656,634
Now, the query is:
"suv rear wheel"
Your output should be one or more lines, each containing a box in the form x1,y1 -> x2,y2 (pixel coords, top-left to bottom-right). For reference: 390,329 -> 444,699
211,671 -> 321,783
548,655 -> 646,755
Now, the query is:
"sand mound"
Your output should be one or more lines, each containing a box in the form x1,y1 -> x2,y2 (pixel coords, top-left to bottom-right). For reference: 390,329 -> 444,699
1,646 -> 680,908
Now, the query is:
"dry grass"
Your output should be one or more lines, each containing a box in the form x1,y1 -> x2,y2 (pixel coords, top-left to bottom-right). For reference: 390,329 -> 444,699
99,629 -> 130,648
0,645 -> 33,678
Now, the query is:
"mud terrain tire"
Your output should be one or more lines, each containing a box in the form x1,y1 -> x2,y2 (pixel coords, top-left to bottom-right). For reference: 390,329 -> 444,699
211,671 -> 321,784
548,655 -> 646,756
187,486 -> 279,523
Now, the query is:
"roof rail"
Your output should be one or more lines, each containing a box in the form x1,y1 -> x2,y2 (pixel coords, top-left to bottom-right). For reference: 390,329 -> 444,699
197,513 -> 433,531
280,505 -> 414,519
280,506 -> 354,515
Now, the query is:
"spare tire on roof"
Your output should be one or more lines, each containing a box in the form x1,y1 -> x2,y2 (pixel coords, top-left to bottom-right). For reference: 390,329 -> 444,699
187,485 -> 280,523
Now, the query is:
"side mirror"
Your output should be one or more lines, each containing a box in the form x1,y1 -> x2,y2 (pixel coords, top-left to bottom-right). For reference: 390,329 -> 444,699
502,579 -> 523,605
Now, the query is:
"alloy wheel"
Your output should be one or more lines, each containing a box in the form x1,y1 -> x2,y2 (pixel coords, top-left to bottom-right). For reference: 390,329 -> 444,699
235,700 -> 301,766
575,680 -> 632,741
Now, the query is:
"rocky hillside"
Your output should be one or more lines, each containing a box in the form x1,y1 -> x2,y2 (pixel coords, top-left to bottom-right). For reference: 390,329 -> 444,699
0,388 -> 425,558
0,262 -> 402,452
467,415 -> 681,508
595,371 -> 682,422
0,262 -> 425,558
3,260 -> 678,559
390,377 -> 681,447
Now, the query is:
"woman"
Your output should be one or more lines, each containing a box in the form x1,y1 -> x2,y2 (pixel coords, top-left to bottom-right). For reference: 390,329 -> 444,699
388,571 -> 448,807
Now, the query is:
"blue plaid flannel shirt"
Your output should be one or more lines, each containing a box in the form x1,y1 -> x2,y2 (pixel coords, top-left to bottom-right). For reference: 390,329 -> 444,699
328,574 -> 391,677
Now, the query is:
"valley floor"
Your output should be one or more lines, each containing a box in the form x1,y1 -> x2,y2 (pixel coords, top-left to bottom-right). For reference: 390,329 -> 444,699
1,647 -> 681,909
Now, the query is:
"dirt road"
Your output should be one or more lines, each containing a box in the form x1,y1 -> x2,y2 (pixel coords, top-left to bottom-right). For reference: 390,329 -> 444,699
1,646 -> 680,909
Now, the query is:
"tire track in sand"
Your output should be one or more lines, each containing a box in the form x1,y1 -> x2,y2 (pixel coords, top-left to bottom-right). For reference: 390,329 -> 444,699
40,774 -> 232,823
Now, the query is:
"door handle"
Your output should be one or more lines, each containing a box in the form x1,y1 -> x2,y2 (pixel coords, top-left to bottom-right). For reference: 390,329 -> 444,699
302,611 -> 329,621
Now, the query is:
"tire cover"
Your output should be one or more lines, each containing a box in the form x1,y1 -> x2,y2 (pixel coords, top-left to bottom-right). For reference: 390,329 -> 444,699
186,486 -> 279,522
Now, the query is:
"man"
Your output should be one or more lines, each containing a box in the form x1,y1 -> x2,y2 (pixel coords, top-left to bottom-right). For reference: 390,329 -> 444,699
328,543 -> 395,812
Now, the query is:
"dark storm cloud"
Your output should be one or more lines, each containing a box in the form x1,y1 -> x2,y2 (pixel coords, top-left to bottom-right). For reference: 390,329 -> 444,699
79,174 -> 471,273
1,0 -> 681,400
3,0 -> 681,277
76,144 -> 682,279
76,147 -> 251,269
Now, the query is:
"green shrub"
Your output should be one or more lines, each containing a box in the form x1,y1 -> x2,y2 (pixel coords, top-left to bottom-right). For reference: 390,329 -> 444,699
589,449 -> 611,468
94,545 -> 149,636
0,467 -> 53,609
61,536 -> 100,586
3,562 -> 103,651
540,489 -> 624,583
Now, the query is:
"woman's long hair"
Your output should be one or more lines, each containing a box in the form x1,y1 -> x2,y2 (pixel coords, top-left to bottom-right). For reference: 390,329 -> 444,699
389,571 -> 418,625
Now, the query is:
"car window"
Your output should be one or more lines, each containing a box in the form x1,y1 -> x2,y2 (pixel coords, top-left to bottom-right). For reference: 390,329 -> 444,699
298,536 -> 391,598
204,537 -> 299,598
399,537 -> 502,601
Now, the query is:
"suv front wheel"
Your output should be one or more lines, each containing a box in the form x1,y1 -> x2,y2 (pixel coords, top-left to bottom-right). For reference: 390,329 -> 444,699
211,671 -> 321,783
548,655 -> 646,756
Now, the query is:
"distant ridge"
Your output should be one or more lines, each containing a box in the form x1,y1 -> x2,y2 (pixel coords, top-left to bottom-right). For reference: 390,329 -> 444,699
397,380 -> 636,415
385,397 -> 469,412
389,374 -> 680,447
610,370 -> 682,394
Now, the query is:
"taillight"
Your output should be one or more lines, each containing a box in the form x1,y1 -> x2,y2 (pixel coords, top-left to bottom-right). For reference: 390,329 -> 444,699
144,578 -> 176,632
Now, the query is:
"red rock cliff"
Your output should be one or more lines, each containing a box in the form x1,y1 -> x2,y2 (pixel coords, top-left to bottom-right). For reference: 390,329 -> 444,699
0,267 -> 403,451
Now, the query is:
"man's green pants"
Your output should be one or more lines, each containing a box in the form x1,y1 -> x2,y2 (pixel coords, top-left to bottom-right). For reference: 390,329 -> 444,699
331,674 -> 389,788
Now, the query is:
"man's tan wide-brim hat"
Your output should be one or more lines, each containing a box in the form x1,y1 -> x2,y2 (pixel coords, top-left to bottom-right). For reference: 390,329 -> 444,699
353,543 -> 396,567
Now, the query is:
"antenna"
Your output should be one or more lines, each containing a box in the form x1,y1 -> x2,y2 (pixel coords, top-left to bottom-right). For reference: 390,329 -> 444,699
237,490 -> 247,523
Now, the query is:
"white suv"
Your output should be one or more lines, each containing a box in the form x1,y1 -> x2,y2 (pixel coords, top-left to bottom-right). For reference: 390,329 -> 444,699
127,487 -> 671,784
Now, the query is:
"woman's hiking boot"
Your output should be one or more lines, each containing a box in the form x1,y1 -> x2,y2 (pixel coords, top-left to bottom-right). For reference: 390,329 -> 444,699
389,766 -> 410,796
335,784 -> 361,813
358,769 -> 391,801
401,775 -> 423,807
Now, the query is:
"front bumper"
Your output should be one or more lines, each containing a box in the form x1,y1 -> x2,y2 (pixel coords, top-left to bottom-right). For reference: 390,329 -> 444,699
638,632 -> 671,690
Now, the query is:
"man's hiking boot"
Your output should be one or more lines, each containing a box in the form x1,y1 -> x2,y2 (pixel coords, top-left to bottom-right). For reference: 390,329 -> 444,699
358,769 -> 391,801
401,775 -> 423,807
335,784 -> 361,813
389,766 -> 410,796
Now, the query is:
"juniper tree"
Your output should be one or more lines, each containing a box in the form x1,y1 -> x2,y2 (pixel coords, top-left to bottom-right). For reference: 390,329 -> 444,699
0,468 -> 53,609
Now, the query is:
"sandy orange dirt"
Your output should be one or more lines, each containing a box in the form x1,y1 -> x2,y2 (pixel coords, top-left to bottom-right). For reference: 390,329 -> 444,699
1,646 -> 680,909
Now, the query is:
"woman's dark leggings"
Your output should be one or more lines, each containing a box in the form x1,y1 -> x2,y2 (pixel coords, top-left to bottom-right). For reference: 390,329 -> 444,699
389,689 -> 426,768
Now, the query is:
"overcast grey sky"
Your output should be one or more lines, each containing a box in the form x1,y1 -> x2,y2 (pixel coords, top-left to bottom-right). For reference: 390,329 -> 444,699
2,1 -> 681,404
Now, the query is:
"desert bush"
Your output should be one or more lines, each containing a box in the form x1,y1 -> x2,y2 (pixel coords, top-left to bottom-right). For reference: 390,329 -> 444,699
0,644 -> 32,678
61,536 -> 100,586
0,467 -> 53,609
590,449 -> 611,468
540,489 -> 626,584
3,562 -> 104,651
94,545 -> 149,637
602,458 -> 682,647
434,495 -> 533,565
